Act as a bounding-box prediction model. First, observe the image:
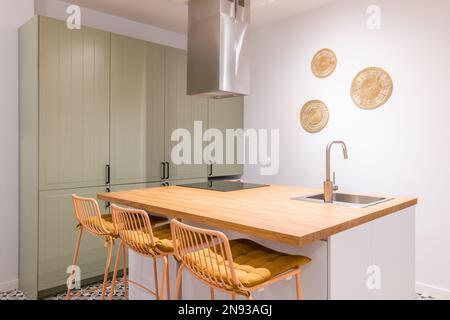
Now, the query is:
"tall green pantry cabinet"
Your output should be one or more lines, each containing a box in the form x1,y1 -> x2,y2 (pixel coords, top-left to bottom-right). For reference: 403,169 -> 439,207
20,16 -> 244,299
20,16 -> 115,299
110,34 -> 209,185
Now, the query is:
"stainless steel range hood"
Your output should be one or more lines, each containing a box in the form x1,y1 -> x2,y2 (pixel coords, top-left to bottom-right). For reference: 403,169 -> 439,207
187,0 -> 250,99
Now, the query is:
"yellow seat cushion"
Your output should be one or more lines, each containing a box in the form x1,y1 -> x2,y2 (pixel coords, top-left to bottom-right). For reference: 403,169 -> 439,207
186,239 -> 311,290
120,224 -> 173,255
79,214 -> 116,236
152,224 -> 174,252
78,214 -> 167,238
101,214 -> 116,234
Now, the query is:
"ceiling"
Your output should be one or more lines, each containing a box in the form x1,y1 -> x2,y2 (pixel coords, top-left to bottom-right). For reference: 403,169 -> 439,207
64,0 -> 337,34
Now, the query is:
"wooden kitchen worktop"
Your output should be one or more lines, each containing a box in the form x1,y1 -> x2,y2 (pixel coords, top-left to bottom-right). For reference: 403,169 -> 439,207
97,185 -> 417,247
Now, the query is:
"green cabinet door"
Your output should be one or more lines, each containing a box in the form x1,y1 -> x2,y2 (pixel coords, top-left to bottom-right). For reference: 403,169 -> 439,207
38,17 -> 110,190
110,35 -> 165,185
38,187 -> 118,292
164,47 -> 208,180
207,97 -> 244,177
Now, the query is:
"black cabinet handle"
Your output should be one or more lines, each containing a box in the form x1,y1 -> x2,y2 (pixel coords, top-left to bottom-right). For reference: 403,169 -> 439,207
161,162 -> 170,180
209,163 -> 213,177
165,162 -> 170,180
105,187 -> 111,209
105,165 -> 111,185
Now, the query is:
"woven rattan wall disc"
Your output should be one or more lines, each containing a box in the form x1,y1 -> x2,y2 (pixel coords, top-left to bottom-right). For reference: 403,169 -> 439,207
311,49 -> 337,78
300,100 -> 329,133
351,67 -> 393,110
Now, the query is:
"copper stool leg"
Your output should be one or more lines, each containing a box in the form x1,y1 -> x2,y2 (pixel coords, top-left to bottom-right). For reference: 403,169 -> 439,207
295,270 -> 302,300
122,244 -> 128,299
100,240 -> 114,300
153,257 -> 159,298
109,242 -> 122,300
66,227 -> 84,300
174,264 -> 184,300
159,256 -> 168,300
166,258 -> 171,300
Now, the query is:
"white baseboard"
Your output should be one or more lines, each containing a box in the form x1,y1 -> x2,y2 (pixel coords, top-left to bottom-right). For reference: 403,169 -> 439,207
417,282 -> 450,300
0,279 -> 19,293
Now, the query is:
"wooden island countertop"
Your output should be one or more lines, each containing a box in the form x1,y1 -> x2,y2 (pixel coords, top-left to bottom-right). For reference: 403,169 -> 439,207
97,185 -> 417,247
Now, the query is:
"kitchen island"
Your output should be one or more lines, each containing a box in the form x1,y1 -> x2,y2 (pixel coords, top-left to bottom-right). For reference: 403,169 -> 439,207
98,184 -> 417,300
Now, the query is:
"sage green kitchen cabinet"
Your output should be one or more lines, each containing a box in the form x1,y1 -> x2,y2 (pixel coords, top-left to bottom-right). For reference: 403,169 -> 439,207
207,97 -> 244,177
111,41 -> 209,184
110,35 -> 166,185
38,187 -> 117,293
20,16 -> 113,299
164,47 -> 208,181
39,16 -> 110,191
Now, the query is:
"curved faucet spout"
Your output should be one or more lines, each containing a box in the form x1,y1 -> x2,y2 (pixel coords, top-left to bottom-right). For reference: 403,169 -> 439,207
326,141 -> 348,181
324,141 -> 349,203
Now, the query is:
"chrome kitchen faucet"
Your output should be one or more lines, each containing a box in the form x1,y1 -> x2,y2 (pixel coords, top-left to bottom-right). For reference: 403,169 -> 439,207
324,141 -> 349,203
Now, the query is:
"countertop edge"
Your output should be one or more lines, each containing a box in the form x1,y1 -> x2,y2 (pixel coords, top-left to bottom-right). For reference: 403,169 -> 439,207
97,191 -> 418,247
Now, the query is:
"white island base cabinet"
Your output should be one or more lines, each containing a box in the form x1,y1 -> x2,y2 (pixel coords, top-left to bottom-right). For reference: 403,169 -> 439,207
127,207 -> 415,300
328,206 -> 416,300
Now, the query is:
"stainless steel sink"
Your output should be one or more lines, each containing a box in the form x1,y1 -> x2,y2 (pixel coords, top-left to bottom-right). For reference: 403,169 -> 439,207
292,193 -> 393,208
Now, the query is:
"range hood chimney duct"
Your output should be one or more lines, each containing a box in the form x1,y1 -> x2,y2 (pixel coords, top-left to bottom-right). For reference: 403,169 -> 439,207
187,0 -> 251,99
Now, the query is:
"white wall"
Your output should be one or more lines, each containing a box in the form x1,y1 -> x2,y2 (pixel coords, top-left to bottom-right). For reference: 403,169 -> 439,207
243,0 -> 450,298
36,0 -> 187,49
0,0 -> 35,292
0,0 -> 187,293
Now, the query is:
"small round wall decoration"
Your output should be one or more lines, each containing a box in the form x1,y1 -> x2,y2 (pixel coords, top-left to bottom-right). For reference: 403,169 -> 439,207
351,67 -> 393,110
300,100 -> 329,134
311,49 -> 337,78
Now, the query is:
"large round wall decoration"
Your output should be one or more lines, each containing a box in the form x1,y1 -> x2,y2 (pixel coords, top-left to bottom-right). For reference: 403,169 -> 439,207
300,100 -> 329,134
311,49 -> 337,78
351,67 -> 393,110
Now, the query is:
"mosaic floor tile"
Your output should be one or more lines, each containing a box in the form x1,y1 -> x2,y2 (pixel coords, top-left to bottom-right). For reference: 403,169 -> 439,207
0,277 -> 126,301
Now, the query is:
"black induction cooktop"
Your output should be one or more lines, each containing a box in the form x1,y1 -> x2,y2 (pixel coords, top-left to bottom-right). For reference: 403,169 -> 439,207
179,181 -> 269,192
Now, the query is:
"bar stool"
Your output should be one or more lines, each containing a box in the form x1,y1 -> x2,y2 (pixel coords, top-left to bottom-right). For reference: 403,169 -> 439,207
67,195 -> 119,300
109,204 -> 174,300
67,195 -> 167,300
171,220 -> 311,300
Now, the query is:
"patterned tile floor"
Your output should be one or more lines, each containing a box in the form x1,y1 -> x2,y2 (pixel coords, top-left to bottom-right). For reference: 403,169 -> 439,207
0,278 -> 126,300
